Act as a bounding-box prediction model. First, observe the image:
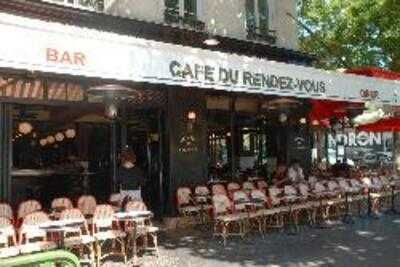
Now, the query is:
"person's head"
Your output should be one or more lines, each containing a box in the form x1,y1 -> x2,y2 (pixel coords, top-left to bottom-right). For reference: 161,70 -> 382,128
120,149 -> 136,168
291,159 -> 300,169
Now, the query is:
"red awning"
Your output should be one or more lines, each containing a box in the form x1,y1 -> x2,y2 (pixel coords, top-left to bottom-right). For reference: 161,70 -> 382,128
345,67 -> 400,81
308,100 -> 363,126
357,117 -> 400,132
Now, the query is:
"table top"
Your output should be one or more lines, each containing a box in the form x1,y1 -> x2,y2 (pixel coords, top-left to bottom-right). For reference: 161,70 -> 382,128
114,210 -> 153,221
39,219 -> 85,230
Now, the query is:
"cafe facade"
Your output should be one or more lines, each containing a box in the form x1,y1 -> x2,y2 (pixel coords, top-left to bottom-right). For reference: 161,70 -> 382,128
1,1 -> 400,215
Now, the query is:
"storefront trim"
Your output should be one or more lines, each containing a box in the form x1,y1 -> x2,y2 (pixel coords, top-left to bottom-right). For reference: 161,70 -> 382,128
0,12 -> 399,105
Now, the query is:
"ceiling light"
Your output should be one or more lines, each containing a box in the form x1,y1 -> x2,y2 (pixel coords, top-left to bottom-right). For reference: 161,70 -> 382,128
203,37 -> 220,46
46,135 -> 55,144
39,139 -> 47,146
65,129 -> 76,139
55,132 -> 65,142
18,122 -> 33,135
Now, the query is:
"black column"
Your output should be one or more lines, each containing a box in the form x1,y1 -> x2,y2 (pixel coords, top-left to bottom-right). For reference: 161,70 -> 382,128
230,97 -> 236,177
166,87 -> 208,215
120,103 -> 127,149
110,119 -> 118,193
0,103 -> 12,202
158,109 -> 165,216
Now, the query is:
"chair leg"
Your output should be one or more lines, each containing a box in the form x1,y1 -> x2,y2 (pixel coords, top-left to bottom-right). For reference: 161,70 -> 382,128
89,244 -> 95,267
222,223 -> 227,246
120,238 -> 127,264
152,233 -> 159,257
95,241 -> 101,267
258,217 -> 264,236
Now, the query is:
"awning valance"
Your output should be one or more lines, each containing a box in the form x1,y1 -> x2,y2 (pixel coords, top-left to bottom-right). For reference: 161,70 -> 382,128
0,13 -> 399,105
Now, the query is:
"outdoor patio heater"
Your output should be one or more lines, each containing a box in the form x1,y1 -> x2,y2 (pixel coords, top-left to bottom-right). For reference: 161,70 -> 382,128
87,84 -> 134,193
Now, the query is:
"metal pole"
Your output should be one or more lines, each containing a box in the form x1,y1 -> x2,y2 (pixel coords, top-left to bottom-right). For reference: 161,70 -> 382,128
110,119 -> 118,193
121,102 -> 127,149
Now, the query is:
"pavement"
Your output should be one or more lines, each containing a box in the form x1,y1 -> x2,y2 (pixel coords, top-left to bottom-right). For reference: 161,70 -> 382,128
104,214 -> 400,267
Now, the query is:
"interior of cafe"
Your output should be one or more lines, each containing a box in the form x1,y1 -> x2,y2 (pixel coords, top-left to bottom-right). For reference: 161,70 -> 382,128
5,74 -> 167,213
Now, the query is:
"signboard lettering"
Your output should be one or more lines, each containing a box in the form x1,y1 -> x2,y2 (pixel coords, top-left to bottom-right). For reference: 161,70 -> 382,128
169,61 -> 326,96
328,132 -> 382,147
46,48 -> 86,66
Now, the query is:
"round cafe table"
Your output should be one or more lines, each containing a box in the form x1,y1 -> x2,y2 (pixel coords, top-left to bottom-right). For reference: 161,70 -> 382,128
39,219 -> 85,248
114,211 -> 153,267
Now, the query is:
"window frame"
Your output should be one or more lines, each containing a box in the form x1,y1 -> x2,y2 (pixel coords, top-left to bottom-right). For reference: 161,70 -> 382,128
164,0 -> 204,30
41,0 -> 103,11
245,0 -> 276,43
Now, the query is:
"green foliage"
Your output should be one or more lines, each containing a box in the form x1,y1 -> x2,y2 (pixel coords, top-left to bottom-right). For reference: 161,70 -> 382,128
298,0 -> 400,71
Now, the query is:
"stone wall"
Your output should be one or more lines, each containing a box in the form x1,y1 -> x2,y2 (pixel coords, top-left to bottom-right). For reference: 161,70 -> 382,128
104,0 -> 298,50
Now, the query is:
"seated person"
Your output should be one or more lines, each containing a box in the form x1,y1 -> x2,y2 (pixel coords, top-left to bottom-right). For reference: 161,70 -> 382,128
272,163 -> 288,187
287,159 -> 305,184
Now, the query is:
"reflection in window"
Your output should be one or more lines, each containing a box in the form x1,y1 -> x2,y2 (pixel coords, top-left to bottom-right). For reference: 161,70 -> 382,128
245,0 -> 275,43
42,0 -> 103,11
242,133 -> 252,152
165,0 -> 203,29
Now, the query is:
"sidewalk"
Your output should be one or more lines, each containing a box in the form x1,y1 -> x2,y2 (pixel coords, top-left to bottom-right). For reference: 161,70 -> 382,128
133,215 -> 400,267
103,216 -> 400,267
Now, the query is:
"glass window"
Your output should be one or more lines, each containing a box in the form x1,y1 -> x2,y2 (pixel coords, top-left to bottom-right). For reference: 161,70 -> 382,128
245,0 -> 270,35
184,0 -> 197,24
242,133 -> 252,152
245,0 -> 256,32
165,0 -> 198,24
165,0 -> 180,23
42,0 -> 102,11
258,0 -> 269,34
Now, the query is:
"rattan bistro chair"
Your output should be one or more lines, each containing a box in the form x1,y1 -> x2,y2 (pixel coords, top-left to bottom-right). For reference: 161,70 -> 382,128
77,195 -> 97,222
0,217 -> 19,259
268,186 -> 288,228
256,180 -> 268,193
92,205 -> 127,266
17,200 -> 42,222
250,189 -> 276,233
176,187 -> 200,217
227,182 -> 241,198
242,181 -> 255,193
211,184 -> 228,196
60,208 -> 95,265
125,201 -> 159,256
362,177 -> 385,214
324,180 -> 345,219
297,183 -> 319,225
212,194 -> 246,246
51,197 -> 73,219
19,212 -> 57,254
349,178 -> 368,216
377,176 -> 393,210
0,203 -> 13,223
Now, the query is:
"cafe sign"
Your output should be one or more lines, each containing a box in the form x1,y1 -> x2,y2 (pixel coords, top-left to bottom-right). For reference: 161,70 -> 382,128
328,131 -> 383,147
0,12 -> 399,104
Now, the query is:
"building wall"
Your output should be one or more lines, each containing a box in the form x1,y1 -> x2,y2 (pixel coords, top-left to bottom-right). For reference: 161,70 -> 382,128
199,0 -> 247,40
104,0 -> 164,23
103,0 -> 298,50
273,0 -> 298,50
